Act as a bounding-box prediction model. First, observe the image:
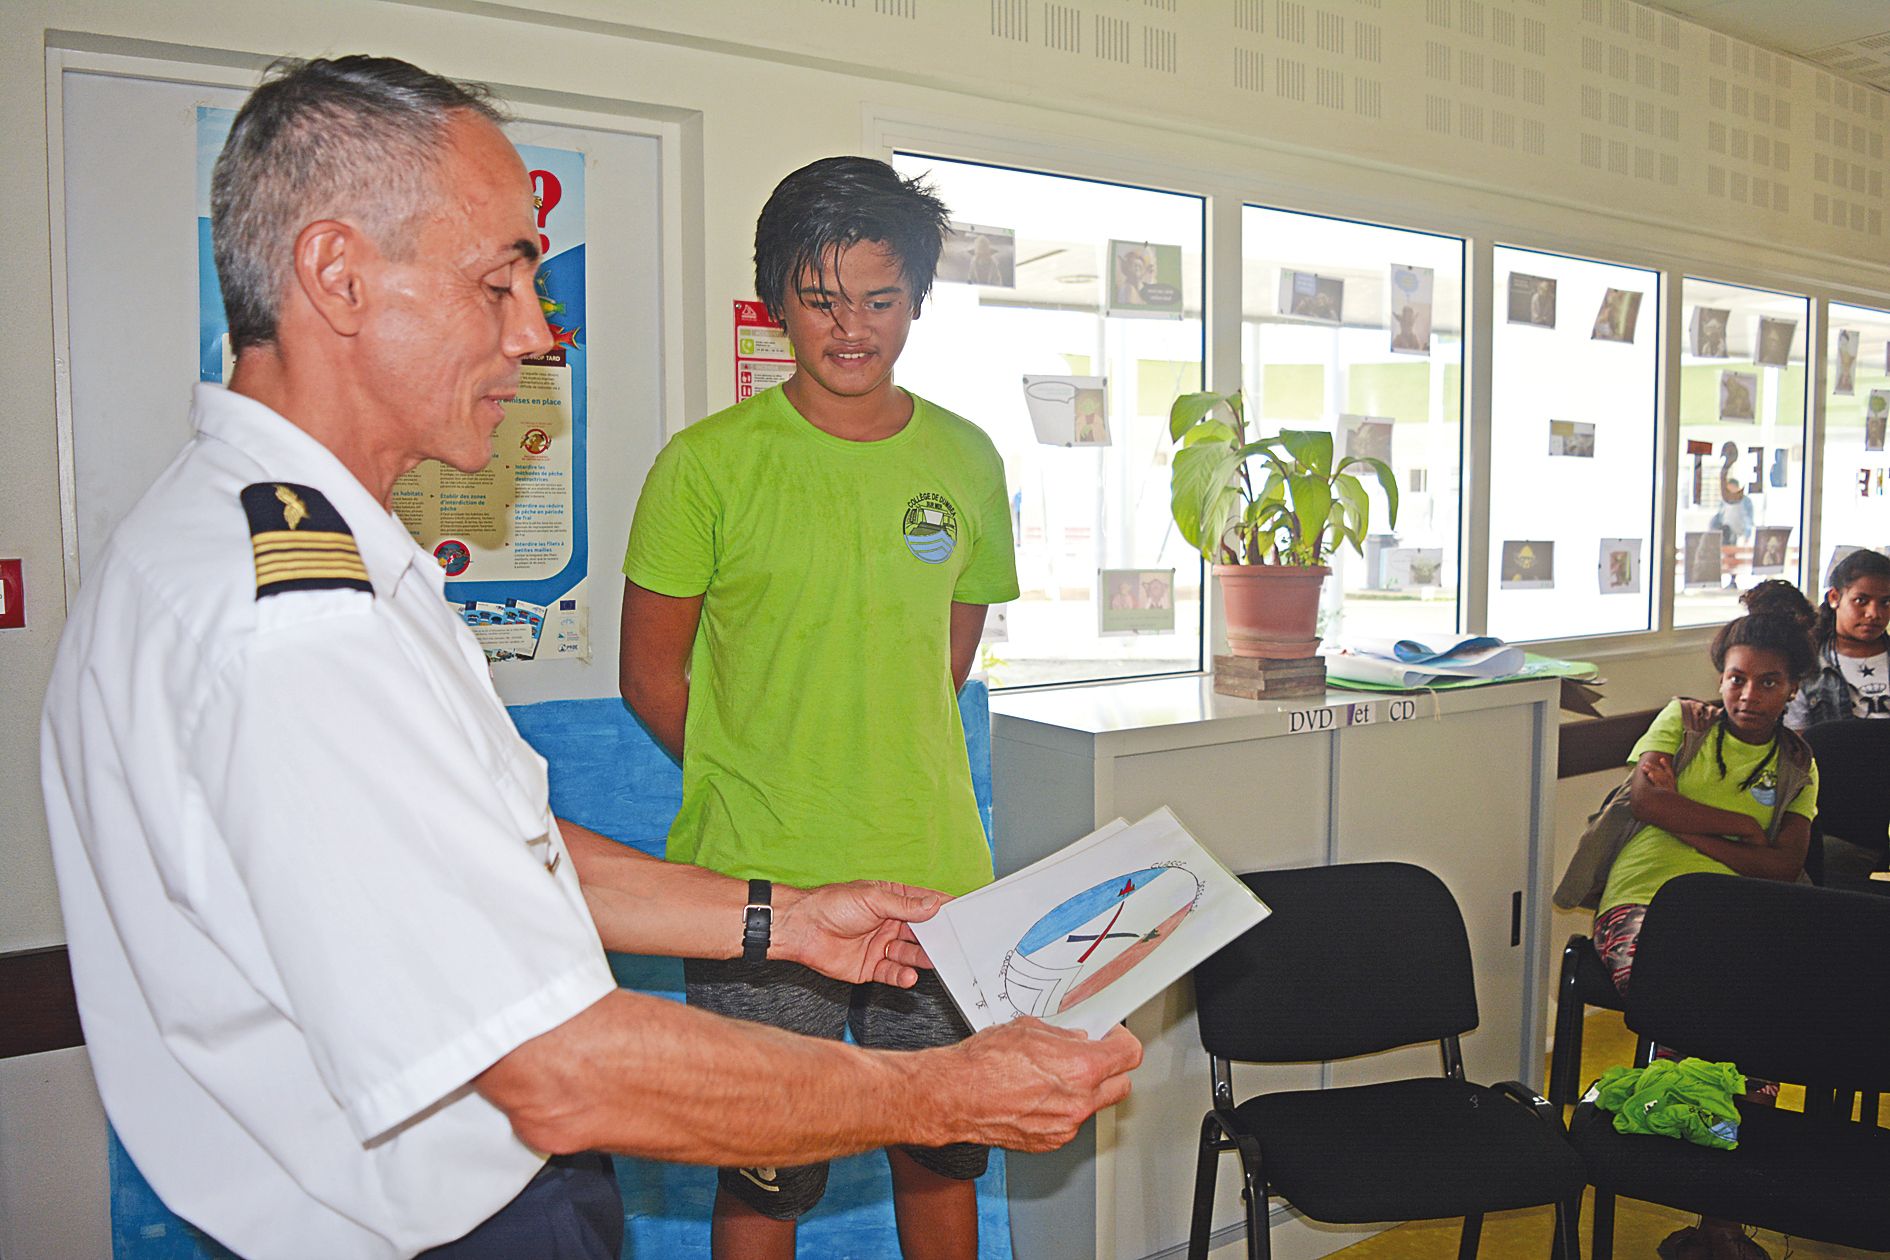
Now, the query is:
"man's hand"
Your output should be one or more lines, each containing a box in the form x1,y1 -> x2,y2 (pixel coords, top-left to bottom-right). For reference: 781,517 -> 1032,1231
774,880 -> 946,987
925,1019 -> 1142,1152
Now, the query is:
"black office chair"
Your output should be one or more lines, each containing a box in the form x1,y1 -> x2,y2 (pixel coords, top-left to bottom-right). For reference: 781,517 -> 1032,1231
1802,718 -> 1890,889
1188,862 -> 1585,1260
1547,935 -> 1629,1111
1569,872 -> 1890,1257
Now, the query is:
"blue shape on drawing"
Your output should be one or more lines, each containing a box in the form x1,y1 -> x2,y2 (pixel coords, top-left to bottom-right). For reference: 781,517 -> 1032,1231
1018,867 -> 1174,955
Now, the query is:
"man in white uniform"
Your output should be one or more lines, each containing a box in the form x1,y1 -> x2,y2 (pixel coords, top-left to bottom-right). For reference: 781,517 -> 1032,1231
38,56 -> 1139,1260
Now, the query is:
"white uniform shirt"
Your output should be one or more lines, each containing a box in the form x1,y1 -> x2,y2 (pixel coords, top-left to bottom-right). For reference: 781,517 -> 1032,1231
40,385 -> 618,1259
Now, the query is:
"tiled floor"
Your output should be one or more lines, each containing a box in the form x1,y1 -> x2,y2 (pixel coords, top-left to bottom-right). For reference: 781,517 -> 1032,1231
1320,1009 -> 1880,1259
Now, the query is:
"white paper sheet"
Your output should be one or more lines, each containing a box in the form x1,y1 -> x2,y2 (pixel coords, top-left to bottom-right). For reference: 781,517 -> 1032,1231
913,810 -> 1269,1038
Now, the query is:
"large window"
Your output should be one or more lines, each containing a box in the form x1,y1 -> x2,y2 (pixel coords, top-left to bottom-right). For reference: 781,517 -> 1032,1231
891,154 -> 1205,688
1488,247 -> 1659,641
1240,206 -> 1465,643
1675,279 -> 1810,626
1817,302 -> 1890,588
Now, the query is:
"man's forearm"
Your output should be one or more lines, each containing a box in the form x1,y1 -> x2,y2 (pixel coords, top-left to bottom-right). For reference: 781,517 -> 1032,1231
478,990 -> 1141,1166
484,990 -> 940,1164
563,820 -> 755,957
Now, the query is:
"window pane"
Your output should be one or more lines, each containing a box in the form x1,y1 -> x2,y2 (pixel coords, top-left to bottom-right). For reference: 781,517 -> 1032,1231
1240,206 -> 1464,644
1488,247 -> 1659,640
891,153 -> 1205,688
1675,279 -> 1810,626
1817,303 -> 1890,587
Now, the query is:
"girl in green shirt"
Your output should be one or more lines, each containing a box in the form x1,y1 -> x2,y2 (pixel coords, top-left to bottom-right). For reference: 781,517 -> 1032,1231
1591,582 -> 1818,1260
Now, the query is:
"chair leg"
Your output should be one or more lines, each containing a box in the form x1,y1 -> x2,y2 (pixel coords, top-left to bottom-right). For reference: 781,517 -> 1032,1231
1591,1188 -> 1616,1260
1551,945 -> 1585,1107
1233,1137 -> 1271,1260
1456,1212 -> 1483,1260
1239,1156 -> 1270,1254
1188,1115 -> 1220,1260
1867,1092 -> 1882,1126
1551,1192 -> 1582,1260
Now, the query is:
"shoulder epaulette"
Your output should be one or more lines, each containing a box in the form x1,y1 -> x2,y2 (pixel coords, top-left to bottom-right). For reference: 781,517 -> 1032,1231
240,482 -> 373,600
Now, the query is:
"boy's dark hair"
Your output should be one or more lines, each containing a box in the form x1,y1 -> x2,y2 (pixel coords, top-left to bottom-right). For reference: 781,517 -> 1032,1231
1712,580 -> 1817,684
1816,548 -> 1890,647
753,157 -> 951,323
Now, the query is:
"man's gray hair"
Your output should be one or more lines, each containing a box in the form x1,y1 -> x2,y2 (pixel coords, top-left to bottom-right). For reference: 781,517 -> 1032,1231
210,56 -> 504,352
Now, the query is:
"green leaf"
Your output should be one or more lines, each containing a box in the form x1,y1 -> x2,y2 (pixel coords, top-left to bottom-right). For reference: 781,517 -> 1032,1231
1333,476 -> 1370,551
1171,442 -> 1244,558
1285,475 -> 1332,556
1234,438 -> 1288,479
1279,429 -> 1334,474
1337,455 -> 1401,529
1182,419 -> 1238,448
1169,391 -> 1230,442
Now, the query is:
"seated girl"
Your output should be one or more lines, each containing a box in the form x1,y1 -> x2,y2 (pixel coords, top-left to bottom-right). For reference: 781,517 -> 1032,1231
1592,582 -> 1819,1260
1784,547 -> 1890,729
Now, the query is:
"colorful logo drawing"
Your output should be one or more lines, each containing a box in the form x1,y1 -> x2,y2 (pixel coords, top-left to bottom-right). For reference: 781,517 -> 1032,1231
433,539 -> 471,577
902,492 -> 959,564
998,864 -> 1203,1020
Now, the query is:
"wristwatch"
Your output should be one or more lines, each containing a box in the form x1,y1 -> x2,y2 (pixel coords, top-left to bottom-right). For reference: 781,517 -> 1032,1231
742,879 -> 773,962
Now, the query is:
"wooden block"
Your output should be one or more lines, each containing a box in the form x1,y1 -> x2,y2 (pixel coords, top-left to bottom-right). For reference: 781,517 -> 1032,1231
1214,655 -> 1325,679
1212,655 -> 1327,699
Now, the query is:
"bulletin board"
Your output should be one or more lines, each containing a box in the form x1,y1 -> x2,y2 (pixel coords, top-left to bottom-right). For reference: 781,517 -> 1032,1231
55,63 -> 669,703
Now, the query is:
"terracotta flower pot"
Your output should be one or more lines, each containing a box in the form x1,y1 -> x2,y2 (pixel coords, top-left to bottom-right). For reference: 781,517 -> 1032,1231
1214,563 -> 1329,659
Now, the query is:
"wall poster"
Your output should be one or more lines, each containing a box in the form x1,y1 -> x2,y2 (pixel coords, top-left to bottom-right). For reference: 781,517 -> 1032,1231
199,108 -> 591,662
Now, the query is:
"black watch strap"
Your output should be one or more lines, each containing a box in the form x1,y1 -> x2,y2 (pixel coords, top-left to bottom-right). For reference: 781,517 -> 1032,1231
741,878 -> 773,962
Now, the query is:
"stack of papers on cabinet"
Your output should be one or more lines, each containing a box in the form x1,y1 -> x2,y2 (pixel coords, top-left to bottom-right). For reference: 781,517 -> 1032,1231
912,809 -> 1271,1038
1323,634 -> 1526,688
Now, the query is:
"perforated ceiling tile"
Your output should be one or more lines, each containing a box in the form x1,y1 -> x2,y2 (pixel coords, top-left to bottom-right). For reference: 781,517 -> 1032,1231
1805,30 -> 1890,92
991,0 -> 1027,40
1575,0 -> 1685,193
1043,2 -> 1080,51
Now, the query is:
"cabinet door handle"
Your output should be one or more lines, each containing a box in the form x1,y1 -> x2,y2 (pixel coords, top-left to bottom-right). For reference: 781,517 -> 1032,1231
1510,890 -> 1523,947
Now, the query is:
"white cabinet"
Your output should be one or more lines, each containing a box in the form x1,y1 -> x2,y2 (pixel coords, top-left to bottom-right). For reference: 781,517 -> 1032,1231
989,677 -> 1560,1260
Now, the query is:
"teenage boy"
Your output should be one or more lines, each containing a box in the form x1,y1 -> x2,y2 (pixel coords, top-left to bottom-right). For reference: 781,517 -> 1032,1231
619,157 -> 1022,1259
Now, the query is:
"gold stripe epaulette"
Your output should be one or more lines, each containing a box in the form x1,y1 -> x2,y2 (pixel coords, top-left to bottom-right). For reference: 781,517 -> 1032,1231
239,483 -> 374,600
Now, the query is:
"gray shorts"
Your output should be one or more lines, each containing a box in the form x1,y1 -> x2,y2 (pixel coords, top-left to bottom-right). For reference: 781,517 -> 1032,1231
682,958 -> 989,1219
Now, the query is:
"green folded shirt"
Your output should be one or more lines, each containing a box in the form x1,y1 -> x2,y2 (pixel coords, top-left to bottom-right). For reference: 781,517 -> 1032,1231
1588,1058 -> 1745,1150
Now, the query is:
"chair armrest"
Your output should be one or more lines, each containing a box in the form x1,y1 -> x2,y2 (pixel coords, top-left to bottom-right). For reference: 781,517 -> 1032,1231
1491,1079 -> 1567,1133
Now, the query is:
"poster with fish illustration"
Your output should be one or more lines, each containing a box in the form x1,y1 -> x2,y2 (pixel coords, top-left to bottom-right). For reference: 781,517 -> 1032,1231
197,109 -> 589,661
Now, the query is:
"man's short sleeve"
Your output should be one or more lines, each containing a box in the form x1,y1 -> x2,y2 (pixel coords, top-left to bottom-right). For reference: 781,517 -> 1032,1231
952,450 -> 1020,606
1627,700 -> 1687,764
189,616 -> 615,1143
624,436 -> 717,598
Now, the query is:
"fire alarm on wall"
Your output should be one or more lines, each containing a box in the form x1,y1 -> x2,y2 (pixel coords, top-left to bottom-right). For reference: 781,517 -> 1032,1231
0,559 -> 25,630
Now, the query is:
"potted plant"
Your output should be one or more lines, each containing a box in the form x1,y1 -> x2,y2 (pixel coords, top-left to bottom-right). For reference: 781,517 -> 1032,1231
1169,389 -> 1398,658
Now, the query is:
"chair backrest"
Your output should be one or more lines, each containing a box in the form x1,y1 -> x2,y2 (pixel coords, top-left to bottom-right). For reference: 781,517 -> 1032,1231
1193,862 -> 1479,1064
1629,872 -> 1890,1093
1803,718 -> 1890,856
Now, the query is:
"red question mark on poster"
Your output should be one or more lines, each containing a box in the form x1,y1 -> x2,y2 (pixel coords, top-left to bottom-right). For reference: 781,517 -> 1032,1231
531,170 -> 563,257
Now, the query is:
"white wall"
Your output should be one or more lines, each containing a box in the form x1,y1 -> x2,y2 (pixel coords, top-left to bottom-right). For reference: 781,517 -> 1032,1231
0,1 -> 1880,1254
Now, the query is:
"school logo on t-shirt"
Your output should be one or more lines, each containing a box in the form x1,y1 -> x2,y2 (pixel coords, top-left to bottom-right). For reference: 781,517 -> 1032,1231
902,492 -> 959,564
1749,766 -> 1779,807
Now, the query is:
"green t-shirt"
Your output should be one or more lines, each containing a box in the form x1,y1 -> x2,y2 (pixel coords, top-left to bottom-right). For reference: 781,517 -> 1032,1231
1598,700 -> 1819,913
622,386 -> 1019,895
